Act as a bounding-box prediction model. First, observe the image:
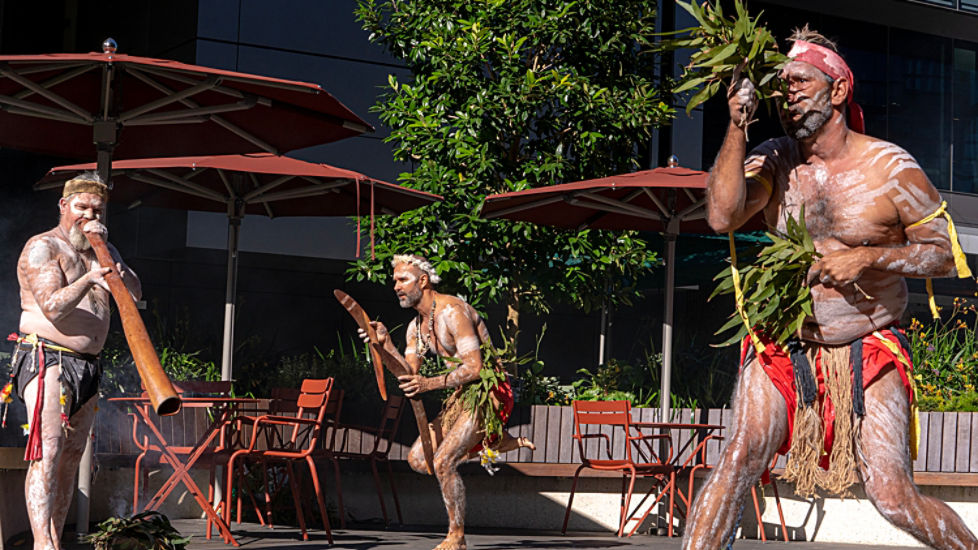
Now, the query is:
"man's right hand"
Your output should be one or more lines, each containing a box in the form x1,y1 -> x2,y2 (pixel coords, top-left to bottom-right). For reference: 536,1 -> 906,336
358,321 -> 390,347
86,262 -> 113,291
728,77 -> 758,128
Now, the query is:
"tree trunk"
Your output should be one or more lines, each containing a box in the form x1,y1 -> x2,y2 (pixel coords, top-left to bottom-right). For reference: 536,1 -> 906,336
503,287 -> 520,373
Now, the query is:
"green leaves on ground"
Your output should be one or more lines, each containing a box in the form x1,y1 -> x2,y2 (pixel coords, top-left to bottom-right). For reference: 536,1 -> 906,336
711,208 -> 819,346
85,511 -> 190,550
660,0 -> 788,118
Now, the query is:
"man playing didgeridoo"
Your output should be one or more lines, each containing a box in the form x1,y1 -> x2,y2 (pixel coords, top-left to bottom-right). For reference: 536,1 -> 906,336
683,27 -> 977,549
360,254 -> 534,550
2,173 -> 141,550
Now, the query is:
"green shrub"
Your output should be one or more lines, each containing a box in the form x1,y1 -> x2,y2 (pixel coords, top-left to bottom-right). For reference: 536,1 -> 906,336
909,297 -> 978,410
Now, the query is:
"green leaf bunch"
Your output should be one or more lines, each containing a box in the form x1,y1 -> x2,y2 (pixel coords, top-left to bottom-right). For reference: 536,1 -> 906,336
354,0 -> 671,351
84,511 -> 190,550
660,0 -> 788,118
711,208 -> 819,346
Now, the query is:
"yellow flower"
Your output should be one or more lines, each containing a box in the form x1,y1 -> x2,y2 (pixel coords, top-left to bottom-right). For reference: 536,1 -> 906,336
966,384 -> 975,392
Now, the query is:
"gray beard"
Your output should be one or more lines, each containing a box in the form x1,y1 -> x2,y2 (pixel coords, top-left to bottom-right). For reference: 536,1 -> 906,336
68,225 -> 91,251
398,288 -> 422,309
782,99 -> 834,140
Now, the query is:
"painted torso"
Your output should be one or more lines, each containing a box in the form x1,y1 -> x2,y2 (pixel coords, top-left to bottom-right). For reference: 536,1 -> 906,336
747,135 -> 943,344
17,228 -> 111,355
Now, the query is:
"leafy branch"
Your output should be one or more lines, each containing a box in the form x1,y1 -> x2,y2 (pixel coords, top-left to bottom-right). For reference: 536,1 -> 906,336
711,208 -> 819,346
660,0 -> 788,128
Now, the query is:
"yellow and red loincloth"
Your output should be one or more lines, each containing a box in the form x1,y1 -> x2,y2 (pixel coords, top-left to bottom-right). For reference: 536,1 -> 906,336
740,327 -> 916,497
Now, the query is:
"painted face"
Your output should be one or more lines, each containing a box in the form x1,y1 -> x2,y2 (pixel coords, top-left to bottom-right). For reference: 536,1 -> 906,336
778,61 -> 835,140
59,192 -> 105,251
393,263 -> 425,309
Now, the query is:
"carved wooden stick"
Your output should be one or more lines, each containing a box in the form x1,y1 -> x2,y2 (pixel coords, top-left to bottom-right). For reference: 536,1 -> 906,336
334,289 -> 435,473
86,230 -> 181,416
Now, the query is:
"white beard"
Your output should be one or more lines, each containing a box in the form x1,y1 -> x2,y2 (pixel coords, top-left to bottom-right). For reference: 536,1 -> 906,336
68,225 -> 91,251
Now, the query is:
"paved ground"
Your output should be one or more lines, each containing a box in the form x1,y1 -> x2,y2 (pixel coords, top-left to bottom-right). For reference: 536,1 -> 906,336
52,518 -> 923,549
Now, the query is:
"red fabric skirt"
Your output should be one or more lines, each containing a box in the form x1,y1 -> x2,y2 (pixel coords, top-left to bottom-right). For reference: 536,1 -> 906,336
742,328 -> 914,466
468,379 -> 514,454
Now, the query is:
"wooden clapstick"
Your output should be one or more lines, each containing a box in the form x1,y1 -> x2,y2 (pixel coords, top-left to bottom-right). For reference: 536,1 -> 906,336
86,230 -> 181,416
334,289 -> 435,474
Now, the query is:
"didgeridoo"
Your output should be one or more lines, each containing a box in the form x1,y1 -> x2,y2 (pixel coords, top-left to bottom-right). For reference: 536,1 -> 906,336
86,230 -> 181,416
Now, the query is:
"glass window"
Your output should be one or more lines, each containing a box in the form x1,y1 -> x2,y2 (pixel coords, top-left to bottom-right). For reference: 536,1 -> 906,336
953,42 -> 978,194
887,28 -> 952,190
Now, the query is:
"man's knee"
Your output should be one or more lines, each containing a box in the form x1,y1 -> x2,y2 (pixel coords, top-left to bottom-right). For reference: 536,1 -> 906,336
865,475 -> 919,524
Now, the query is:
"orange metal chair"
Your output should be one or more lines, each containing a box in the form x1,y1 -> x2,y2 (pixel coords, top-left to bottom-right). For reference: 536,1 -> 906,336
662,429 -> 724,537
224,378 -> 335,543
329,394 -> 406,527
129,380 -> 232,514
749,461 -> 789,542
561,400 -> 675,537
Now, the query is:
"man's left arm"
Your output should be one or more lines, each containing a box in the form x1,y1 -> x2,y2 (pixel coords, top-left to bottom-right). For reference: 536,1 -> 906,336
812,170 -> 955,284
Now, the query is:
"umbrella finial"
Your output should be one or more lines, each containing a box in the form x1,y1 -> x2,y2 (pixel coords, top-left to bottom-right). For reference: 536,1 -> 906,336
667,155 -> 679,168
102,38 -> 118,54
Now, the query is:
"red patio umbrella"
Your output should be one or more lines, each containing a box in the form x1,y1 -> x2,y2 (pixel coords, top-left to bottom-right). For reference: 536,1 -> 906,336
482,166 -> 764,420
38,153 -> 442,382
0,39 -> 372,181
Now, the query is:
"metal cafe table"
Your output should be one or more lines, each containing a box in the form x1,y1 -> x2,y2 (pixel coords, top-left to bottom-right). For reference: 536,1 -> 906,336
108,395 -> 262,546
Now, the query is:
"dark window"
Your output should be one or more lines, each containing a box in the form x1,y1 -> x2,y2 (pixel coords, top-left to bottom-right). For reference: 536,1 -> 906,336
953,42 -> 978,193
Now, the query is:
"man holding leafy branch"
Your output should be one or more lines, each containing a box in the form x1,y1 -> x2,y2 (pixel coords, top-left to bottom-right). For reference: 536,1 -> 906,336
685,26 -> 977,549
360,254 -> 533,550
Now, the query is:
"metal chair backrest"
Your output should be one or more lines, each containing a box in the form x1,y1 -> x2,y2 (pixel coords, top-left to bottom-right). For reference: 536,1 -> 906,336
572,400 -> 634,463
289,378 -> 333,446
369,395 -> 406,456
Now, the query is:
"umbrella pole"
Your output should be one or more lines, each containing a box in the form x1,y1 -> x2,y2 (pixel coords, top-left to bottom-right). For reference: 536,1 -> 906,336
221,212 -> 242,382
659,233 -> 676,422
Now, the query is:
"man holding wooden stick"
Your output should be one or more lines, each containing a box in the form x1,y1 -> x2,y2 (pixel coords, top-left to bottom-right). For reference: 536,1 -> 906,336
4,173 -> 140,550
360,254 -> 532,550
685,27 -> 977,549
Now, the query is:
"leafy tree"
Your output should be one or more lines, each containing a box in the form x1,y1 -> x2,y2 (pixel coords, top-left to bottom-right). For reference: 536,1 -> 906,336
352,0 -> 673,356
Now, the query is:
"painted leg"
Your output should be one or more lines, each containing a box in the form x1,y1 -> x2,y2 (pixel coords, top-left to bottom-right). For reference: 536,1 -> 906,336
22,366 -> 66,550
432,411 -> 482,550
859,368 -> 978,550
50,396 -> 98,543
682,360 -> 787,550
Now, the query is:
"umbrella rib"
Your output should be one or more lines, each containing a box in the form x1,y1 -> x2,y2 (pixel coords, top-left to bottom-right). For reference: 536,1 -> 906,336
242,174 -> 295,202
7,61 -> 89,76
126,99 -> 257,124
569,198 -> 661,221
127,68 -> 279,154
13,64 -> 95,101
246,172 -> 276,218
256,181 -> 349,202
143,168 -> 227,202
682,188 -> 698,203
2,104 -> 87,124
135,64 -> 370,134
482,195 -> 565,219
640,187 -> 670,217
128,172 -> 227,203
134,65 -> 298,101
216,169 -> 236,197
0,65 -> 93,122
119,75 -> 220,122
677,196 -> 706,220
578,192 -> 663,220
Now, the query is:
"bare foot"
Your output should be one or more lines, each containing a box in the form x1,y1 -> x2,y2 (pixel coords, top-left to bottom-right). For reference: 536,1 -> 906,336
490,431 -> 536,454
433,534 -> 466,550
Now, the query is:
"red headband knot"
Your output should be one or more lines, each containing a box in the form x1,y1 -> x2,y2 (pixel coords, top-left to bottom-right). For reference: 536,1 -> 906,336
787,40 -> 865,134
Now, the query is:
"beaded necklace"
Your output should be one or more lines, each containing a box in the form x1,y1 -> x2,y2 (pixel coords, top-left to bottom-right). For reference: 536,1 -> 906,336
416,298 -> 437,357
